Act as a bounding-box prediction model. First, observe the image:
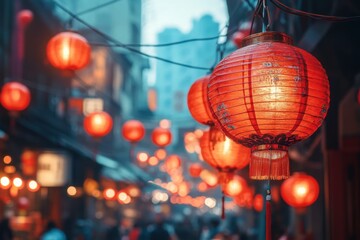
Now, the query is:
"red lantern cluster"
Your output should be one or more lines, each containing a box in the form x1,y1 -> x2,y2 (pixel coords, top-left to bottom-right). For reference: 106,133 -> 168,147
46,32 -> 91,70
0,82 -> 31,112
84,111 -> 113,138
151,127 -> 172,148
187,75 -> 213,125
280,172 -> 319,208
208,32 -> 330,180
122,120 -> 145,143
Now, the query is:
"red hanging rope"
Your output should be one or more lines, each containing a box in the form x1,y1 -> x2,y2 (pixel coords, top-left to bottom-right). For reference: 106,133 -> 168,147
221,192 -> 225,219
266,189 -> 272,240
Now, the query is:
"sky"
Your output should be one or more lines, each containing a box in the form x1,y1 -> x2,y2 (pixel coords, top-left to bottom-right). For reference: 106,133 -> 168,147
141,0 -> 229,86
142,0 -> 229,44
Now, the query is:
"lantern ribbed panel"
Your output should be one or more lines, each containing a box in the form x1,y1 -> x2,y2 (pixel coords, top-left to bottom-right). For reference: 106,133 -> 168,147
46,32 -> 91,70
84,111 -> 113,138
1,82 -> 31,111
122,120 -> 145,143
152,127 -> 172,147
208,32 -> 330,180
200,126 -> 251,173
187,76 -> 213,125
280,172 -> 319,208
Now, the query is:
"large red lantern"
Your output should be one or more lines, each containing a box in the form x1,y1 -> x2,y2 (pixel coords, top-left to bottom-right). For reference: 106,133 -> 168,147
200,126 -> 251,183
208,32 -> 330,180
1,82 -> 31,112
187,75 -> 213,125
280,172 -> 319,209
151,127 -> 172,148
84,111 -> 113,138
122,120 -> 145,143
46,31 -> 91,70
223,175 -> 247,197
189,163 -> 203,178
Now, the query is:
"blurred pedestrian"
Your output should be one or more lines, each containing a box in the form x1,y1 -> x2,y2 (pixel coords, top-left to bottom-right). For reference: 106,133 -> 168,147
148,214 -> 171,240
40,220 -> 66,240
0,218 -> 13,240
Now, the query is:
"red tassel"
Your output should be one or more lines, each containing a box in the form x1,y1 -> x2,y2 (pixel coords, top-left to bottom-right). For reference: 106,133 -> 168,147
266,190 -> 272,240
221,193 -> 225,219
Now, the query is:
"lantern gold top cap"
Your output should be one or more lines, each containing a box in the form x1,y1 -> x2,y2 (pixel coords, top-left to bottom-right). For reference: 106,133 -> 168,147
240,31 -> 293,47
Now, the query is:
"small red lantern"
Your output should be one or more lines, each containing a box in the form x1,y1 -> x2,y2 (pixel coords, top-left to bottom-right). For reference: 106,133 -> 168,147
187,75 -> 213,125
17,10 -> 33,27
234,188 -> 254,208
223,175 -> 247,197
84,111 -> 113,138
21,150 -> 37,176
0,82 -> 31,112
151,127 -> 172,148
122,120 -> 145,143
189,163 -> 203,178
208,32 -> 330,180
46,31 -> 91,70
165,155 -> 181,171
232,27 -> 251,48
200,126 -> 251,183
253,194 -> 264,212
280,172 -> 319,209
357,89 -> 360,105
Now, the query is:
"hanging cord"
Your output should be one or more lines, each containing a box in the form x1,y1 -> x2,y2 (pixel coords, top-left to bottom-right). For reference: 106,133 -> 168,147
266,188 -> 272,240
221,190 -> 226,219
270,0 -> 360,22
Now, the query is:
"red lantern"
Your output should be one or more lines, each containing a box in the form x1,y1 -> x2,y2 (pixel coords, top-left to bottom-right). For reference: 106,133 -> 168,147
84,111 -> 113,138
17,10 -> 33,27
234,188 -> 253,208
151,127 -> 172,147
253,194 -> 264,212
357,89 -> 360,105
189,163 -> 203,178
0,82 -> 31,111
122,120 -> 145,143
232,27 -> 251,48
46,31 -> 91,70
208,32 -> 330,180
21,150 -> 37,176
187,75 -> 213,125
280,172 -> 319,209
165,155 -> 181,171
223,175 -> 247,197
200,125 -> 251,183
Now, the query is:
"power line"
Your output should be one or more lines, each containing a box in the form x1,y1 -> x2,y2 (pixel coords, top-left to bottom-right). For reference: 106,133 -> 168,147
89,35 -> 226,48
270,0 -> 360,22
76,0 -> 122,16
53,1 -> 213,70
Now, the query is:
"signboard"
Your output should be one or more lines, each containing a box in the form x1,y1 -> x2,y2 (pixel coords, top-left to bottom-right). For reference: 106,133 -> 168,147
36,151 -> 70,187
83,98 -> 104,116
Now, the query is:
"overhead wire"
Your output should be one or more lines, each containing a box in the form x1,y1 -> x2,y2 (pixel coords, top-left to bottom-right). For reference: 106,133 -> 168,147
270,0 -> 360,22
76,0 -> 122,16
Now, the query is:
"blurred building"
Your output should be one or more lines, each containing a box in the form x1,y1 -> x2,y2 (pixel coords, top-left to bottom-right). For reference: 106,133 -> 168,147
154,14 -> 219,145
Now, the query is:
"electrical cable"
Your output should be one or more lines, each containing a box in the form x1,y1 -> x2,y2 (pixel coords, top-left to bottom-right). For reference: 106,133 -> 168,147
53,1 -> 212,70
270,0 -> 360,22
76,0 -> 122,16
89,35 -> 227,48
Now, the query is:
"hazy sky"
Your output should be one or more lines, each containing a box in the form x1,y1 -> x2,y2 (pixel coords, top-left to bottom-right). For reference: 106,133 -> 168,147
142,0 -> 229,44
141,0 -> 229,86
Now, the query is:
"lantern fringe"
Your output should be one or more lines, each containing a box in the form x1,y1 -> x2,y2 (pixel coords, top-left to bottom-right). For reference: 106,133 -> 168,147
250,150 -> 289,180
266,189 -> 272,240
